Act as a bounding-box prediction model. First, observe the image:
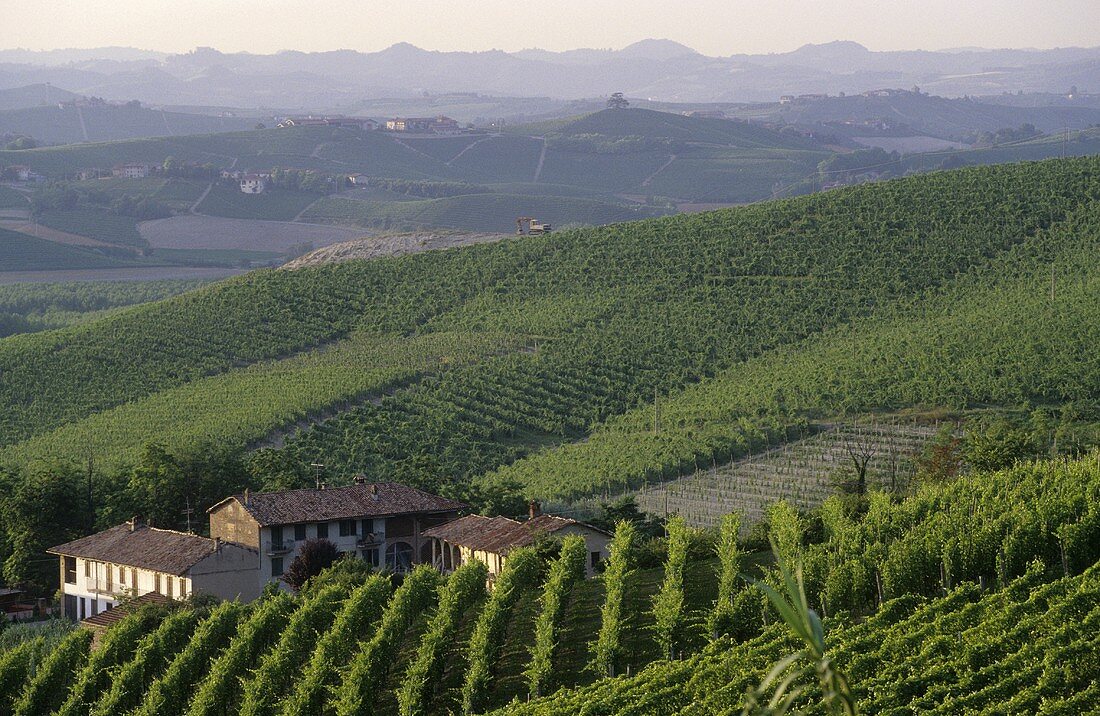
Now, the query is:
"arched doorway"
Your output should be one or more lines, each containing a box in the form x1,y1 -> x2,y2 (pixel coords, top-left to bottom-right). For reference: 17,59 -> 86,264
386,541 -> 414,572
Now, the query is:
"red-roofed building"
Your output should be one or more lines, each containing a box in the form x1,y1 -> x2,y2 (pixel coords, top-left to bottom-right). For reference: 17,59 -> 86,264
208,479 -> 465,589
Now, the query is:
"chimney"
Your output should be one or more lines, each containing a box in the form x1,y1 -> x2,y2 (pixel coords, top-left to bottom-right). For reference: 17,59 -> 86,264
370,484 -> 378,497
243,488 -> 250,506
353,474 -> 367,485
129,515 -> 143,532
529,500 -> 541,520
213,537 -> 222,553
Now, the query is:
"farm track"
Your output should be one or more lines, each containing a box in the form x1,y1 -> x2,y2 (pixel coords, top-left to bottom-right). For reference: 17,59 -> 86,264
641,154 -> 678,187
446,136 -> 491,166
533,137 -> 547,182
0,219 -> 115,247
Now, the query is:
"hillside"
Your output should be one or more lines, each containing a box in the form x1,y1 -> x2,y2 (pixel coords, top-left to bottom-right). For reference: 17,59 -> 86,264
1,158 -> 1098,571
0,103 -> 255,145
0,83 -> 80,111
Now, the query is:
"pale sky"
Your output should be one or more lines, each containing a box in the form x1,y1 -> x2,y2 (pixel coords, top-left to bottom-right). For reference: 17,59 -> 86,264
6,0 -> 1100,56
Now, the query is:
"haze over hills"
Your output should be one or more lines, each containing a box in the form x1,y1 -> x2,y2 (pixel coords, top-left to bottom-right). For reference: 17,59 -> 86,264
1,40 -> 1098,107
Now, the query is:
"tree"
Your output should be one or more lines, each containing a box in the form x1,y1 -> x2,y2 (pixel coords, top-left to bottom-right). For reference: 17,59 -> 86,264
282,538 -> 340,591
607,92 -> 630,109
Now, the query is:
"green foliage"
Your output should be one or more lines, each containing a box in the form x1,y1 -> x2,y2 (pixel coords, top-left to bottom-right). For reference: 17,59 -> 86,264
186,592 -> 295,716
526,535 -> 587,697
652,517 -> 690,660
397,560 -> 489,716
593,520 -> 638,677
334,565 -> 441,716
461,548 -> 541,715
11,627 -> 93,716
0,639 -> 42,714
89,609 -> 198,716
55,607 -> 165,716
135,601 -> 246,716
708,512 -> 743,639
238,584 -> 346,716
0,226 -> 129,273
280,574 -> 391,716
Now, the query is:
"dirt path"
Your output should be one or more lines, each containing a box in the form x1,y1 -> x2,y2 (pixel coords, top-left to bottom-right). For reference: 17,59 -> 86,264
642,154 -> 678,187
189,182 -> 214,214
160,110 -> 174,136
533,137 -> 548,182
291,195 -> 325,222
390,136 -> 439,162
75,105 -> 89,141
445,136 -> 490,166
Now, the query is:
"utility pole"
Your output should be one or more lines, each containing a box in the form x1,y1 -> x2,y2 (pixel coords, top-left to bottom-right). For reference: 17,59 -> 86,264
182,496 -> 194,534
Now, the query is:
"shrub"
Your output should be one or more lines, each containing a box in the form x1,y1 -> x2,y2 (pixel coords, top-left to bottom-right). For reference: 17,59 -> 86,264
525,535 -> 587,697
12,627 -> 94,716
592,520 -> 637,677
652,516 -> 689,660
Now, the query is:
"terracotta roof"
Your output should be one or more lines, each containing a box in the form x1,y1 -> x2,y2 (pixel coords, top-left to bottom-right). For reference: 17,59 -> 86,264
48,523 -> 227,576
423,513 -> 608,555
81,592 -> 173,630
212,482 -> 466,526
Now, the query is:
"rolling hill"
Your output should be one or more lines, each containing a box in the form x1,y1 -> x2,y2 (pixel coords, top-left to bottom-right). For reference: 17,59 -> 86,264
0,103 -> 256,145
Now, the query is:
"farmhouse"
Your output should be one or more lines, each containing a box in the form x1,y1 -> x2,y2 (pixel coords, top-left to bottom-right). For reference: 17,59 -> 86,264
239,173 -> 267,193
384,115 -> 460,133
422,505 -> 611,579
208,480 -> 465,590
112,162 -> 150,179
47,518 -> 260,620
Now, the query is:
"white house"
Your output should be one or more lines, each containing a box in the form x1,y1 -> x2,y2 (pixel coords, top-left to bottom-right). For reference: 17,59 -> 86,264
48,519 -> 259,620
207,480 -> 465,592
239,174 -> 267,193
422,507 -> 612,579
112,163 -> 150,179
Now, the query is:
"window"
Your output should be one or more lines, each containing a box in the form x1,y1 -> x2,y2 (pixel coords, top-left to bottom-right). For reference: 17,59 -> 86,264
166,577 -> 174,599
271,525 -> 284,548
385,542 -> 414,572
361,518 -> 376,537
363,548 -> 380,567
317,522 -> 329,538
294,524 -> 307,541
154,573 -> 162,594
271,557 -> 284,577
64,556 -> 77,584
179,578 -> 187,598
339,520 -> 357,537
84,559 -> 92,578
118,566 -> 127,586
591,551 -> 602,570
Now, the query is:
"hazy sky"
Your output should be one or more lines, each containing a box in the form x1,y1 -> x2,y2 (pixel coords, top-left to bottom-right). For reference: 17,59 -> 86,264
8,0 -> 1100,55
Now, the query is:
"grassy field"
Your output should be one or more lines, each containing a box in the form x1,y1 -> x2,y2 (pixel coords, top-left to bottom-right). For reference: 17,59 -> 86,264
0,186 -> 29,209
303,192 -> 669,233
195,184 -> 321,221
36,209 -> 146,247
0,226 -> 134,272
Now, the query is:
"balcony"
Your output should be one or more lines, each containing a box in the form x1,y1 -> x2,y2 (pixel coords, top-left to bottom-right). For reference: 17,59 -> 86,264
267,541 -> 295,555
356,533 -> 382,548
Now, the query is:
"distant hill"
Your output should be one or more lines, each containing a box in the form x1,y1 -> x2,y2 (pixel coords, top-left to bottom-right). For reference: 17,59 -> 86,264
0,83 -> 79,111
2,42 -> 1099,106
0,102 -> 255,145
727,90 -> 1100,141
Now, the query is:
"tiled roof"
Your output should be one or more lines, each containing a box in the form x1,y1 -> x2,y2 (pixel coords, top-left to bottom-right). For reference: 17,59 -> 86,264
213,482 -> 466,526
423,513 -> 608,555
48,523 -> 226,576
81,592 -> 173,630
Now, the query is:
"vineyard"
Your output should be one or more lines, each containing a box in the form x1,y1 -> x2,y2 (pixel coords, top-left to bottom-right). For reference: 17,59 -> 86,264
1,452 -> 1097,715
557,421 -> 942,528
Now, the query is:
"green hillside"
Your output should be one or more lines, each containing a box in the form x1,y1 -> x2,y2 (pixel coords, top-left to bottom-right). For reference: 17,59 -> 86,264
0,226 -> 134,272
0,104 -> 254,145
1,158 -> 1098,537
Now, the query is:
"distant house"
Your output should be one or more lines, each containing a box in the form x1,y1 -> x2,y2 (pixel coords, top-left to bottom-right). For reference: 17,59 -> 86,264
0,588 -> 38,622
7,165 -> 31,181
112,163 -> 150,179
385,116 -> 460,134
347,173 -> 370,186
48,519 -> 260,620
779,95 -> 794,105
422,506 -> 611,578
220,169 -> 243,180
207,481 -> 465,590
239,174 -> 267,193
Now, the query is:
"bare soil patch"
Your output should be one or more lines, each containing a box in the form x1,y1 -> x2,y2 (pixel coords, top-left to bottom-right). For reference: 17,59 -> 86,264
282,231 -> 511,269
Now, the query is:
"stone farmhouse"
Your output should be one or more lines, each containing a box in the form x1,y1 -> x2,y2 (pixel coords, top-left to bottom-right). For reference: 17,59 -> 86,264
207,480 -> 465,591
422,504 -> 611,578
